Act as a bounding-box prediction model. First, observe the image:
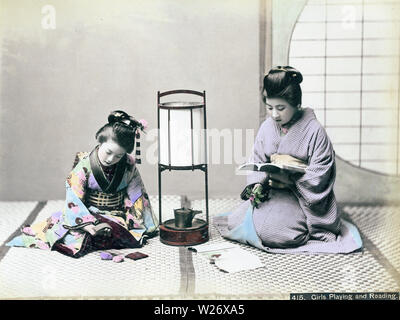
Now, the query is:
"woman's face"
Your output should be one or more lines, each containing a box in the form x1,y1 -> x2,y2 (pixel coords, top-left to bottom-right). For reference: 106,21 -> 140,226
265,97 -> 299,125
97,140 -> 127,167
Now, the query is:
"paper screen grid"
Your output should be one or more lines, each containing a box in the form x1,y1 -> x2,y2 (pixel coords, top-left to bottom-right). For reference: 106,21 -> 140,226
289,0 -> 400,176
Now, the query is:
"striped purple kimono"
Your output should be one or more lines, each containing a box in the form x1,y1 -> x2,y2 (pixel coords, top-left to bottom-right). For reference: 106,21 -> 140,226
215,108 -> 363,253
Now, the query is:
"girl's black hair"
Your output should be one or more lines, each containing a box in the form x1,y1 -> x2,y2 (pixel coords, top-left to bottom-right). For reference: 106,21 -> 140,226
95,110 -> 144,154
262,66 -> 303,107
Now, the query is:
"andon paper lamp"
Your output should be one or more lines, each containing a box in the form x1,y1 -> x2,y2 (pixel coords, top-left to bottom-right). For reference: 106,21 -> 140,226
157,89 -> 209,246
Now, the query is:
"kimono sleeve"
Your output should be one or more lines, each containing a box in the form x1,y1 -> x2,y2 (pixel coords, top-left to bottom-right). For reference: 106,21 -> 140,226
246,122 -> 269,186
291,125 -> 336,209
62,157 -> 97,227
126,163 -> 158,233
126,165 -> 144,203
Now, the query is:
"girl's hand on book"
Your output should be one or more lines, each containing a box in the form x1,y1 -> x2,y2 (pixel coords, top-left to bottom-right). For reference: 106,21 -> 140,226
271,154 -> 306,167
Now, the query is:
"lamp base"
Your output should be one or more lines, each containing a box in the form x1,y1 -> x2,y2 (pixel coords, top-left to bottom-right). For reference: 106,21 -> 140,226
159,218 -> 209,246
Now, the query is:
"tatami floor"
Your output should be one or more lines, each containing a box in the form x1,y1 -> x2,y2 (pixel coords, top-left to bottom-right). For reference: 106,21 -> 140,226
0,196 -> 399,300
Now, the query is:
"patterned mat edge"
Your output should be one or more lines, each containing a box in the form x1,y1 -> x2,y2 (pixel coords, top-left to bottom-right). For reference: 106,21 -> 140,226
0,201 -> 47,262
339,206 -> 400,287
1,199 -> 400,298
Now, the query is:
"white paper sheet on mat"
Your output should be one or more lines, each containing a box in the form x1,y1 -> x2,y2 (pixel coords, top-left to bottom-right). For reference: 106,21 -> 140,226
213,248 -> 264,273
191,242 -> 239,253
190,243 -> 264,273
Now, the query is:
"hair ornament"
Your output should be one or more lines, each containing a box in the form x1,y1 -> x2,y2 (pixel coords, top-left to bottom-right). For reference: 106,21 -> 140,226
138,119 -> 148,131
107,110 -> 147,164
108,110 -> 147,133
132,118 -> 147,163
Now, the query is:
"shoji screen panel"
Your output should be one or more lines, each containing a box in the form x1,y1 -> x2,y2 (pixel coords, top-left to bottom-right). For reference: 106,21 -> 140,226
289,0 -> 400,175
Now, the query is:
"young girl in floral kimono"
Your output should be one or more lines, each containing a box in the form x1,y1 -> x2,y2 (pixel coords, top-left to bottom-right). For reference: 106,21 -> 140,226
215,66 -> 363,254
7,110 -> 158,258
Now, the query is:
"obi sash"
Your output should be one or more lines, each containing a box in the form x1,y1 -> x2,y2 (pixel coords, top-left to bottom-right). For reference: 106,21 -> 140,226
85,189 -> 125,211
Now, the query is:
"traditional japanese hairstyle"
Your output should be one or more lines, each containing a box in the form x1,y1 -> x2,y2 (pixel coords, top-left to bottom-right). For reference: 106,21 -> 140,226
262,66 -> 303,107
96,110 -> 147,163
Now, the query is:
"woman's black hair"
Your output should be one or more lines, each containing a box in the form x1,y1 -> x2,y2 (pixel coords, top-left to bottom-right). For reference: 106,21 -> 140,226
95,110 -> 144,154
262,66 -> 303,107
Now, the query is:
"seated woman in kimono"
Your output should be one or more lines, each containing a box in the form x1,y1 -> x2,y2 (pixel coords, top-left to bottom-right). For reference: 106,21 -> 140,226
7,110 -> 158,258
215,66 -> 363,254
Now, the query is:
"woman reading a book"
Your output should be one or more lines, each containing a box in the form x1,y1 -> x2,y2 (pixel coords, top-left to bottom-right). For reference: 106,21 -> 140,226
215,66 -> 362,254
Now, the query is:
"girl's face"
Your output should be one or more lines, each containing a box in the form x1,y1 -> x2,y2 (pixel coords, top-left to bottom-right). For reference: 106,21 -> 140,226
265,97 -> 299,125
97,140 -> 127,167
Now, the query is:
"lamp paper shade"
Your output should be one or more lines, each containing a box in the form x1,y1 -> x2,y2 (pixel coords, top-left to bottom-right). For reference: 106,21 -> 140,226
159,102 -> 206,167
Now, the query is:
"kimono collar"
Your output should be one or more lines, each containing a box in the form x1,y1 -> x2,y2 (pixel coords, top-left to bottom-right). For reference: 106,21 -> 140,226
281,107 -> 317,137
278,109 -> 304,134
89,146 -> 127,194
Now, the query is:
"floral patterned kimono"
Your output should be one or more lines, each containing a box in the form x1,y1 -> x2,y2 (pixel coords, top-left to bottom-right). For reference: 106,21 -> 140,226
7,147 -> 158,258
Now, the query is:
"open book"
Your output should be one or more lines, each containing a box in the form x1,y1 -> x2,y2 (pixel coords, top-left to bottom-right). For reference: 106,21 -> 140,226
238,162 -> 306,174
